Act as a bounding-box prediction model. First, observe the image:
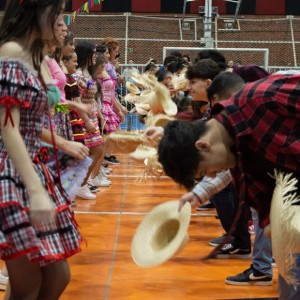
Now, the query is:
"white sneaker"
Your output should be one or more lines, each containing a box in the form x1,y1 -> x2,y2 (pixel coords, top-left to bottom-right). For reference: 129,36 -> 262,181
99,169 -> 110,178
102,165 -> 112,173
88,184 -> 101,193
88,176 -> 111,187
0,272 -> 8,291
76,185 -> 96,200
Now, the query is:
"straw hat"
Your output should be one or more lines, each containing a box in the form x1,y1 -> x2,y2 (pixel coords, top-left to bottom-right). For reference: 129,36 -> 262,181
151,82 -> 178,116
146,113 -> 175,127
139,90 -> 155,104
131,200 -> 191,267
141,73 -> 157,90
107,131 -> 147,153
172,73 -> 188,91
126,82 -> 141,95
124,93 -> 139,103
129,145 -> 157,161
131,72 -> 145,85
270,170 -> 300,287
135,102 -> 151,115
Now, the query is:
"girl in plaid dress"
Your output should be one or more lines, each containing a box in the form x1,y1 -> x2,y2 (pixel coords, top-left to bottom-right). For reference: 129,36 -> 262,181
73,41 -> 111,199
0,1 -> 89,298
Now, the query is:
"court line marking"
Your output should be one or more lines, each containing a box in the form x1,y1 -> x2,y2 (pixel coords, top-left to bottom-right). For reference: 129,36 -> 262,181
103,159 -> 131,300
74,211 -> 216,217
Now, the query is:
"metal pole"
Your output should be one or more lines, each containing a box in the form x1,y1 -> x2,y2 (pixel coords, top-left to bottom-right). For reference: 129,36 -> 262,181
203,0 -> 214,48
234,0 -> 242,22
288,15 -> 297,67
182,0 -> 187,26
124,13 -> 129,64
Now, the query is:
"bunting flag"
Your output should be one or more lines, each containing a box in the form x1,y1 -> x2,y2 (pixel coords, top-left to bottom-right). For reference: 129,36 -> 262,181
83,3 -> 89,12
65,15 -> 71,26
68,0 -> 104,25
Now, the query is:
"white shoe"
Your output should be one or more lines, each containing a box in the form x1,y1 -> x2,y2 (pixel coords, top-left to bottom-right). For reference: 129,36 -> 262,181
102,165 -> 112,173
0,272 -> 8,291
88,184 -> 101,193
88,176 -> 111,187
99,169 -> 110,178
77,185 -> 96,200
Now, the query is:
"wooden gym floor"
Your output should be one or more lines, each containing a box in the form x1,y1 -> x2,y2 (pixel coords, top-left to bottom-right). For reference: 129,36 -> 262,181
0,153 -> 279,300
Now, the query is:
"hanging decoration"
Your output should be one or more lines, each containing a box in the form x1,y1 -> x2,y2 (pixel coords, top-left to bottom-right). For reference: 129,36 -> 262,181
65,0 -> 104,25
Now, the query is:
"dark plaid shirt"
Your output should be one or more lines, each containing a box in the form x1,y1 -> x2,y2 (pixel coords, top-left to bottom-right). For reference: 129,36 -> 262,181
212,74 -> 300,227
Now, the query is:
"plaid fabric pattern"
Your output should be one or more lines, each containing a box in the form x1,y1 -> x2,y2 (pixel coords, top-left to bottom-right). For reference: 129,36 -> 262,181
232,64 -> 270,83
0,61 -> 82,265
73,71 -> 104,148
212,74 -> 300,227
99,78 -> 120,133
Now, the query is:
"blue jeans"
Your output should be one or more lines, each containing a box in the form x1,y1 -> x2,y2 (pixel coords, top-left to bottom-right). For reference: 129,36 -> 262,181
251,208 -> 273,276
278,254 -> 300,299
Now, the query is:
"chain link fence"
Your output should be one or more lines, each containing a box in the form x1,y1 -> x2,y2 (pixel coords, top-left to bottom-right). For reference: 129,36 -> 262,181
69,14 -> 300,70
68,13 -> 300,130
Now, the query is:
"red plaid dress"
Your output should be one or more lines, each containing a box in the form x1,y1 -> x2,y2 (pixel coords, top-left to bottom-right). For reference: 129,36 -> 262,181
0,60 -> 82,266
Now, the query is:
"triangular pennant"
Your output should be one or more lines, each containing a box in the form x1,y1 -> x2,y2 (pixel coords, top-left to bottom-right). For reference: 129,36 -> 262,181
83,3 -> 89,13
64,15 -> 71,26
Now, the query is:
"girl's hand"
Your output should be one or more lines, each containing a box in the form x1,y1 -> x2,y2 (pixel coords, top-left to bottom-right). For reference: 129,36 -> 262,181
145,126 -> 164,140
85,121 -> 96,133
29,189 -> 56,230
117,111 -> 125,123
60,140 -> 89,160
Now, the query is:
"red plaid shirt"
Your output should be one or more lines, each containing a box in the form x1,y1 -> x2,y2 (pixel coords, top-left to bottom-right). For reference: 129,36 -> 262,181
212,74 -> 300,227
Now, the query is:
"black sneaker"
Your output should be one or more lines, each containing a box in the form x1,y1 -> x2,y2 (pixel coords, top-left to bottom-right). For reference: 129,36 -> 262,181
196,201 -> 215,211
215,243 -> 251,259
209,234 -> 234,247
225,265 -> 273,286
104,156 -> 120,165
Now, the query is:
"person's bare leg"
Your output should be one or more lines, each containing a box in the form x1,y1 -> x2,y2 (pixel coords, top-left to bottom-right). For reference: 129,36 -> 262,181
3,281 -> 10,300
1,264 -> 8,277
82,144 -> 104,185
90,142 -> 108,178
5,256 -> 41,300
37,260 -> 70,300
104,138 -> 113,158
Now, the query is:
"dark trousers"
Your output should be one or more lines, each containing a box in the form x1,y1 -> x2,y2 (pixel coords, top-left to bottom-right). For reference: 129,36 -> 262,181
211,183 -> 251,249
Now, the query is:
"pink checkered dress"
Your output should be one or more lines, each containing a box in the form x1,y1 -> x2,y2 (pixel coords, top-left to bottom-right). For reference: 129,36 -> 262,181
0,60 -> 82,266
98,77 -> 120,133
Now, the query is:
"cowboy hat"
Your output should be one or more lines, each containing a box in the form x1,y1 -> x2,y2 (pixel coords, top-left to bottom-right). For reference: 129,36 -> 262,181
150,82 -> 178,116
107,131 -> 147,153
139,90 -> 155,104
124,93 -> 139,103
146,113 -> 175,128
131,72 -> 145,85
172,73 -> 188,91
131,200 -> 191,267
141,73 -> 157,90
129,145 -> 157,161
135,102 -> 151,116
126,82 -> 141,95
270,170 -> 300,287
